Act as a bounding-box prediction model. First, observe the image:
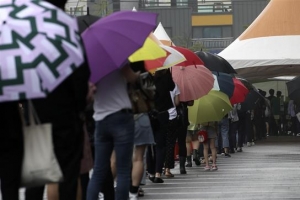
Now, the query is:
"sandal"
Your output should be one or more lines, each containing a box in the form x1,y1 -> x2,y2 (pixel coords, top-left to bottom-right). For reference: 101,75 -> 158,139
138,187 -> 144,197
165,171 -> 175,178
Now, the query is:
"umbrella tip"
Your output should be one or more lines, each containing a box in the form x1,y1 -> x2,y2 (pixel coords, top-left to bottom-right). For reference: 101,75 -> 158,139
180,66 -> 184,70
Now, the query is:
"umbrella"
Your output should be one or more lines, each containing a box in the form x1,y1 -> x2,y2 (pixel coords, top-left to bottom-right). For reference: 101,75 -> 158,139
171,46 -> 204,67
194,51 -> 237,74
128,37 -> 166,62
188,90 -> 233,124
77,14 -> 99,34
230,78 -> 249,105
212,72 -> 234,98
171,65 -> 214,101
286,76 -> 300,101
144,45 -> 186,73
82,11 -> 157,83
0,0 -> 84,103
239,89 -> 266,112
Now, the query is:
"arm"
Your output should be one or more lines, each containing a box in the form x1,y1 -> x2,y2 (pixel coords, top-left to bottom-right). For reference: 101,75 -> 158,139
174,94 -> 180,106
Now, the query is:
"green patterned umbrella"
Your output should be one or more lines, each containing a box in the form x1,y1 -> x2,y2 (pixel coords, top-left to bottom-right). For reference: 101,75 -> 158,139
0,0 -> 84,102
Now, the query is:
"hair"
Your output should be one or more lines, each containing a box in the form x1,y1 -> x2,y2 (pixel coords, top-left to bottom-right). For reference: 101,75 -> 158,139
45,0 -> 67,10
276,91 -> 282,97
269,89 -> 274,95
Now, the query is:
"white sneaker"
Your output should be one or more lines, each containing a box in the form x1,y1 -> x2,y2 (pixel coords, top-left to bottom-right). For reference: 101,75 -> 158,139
98,192 -> 104,200
251,142 -> 255,146
296,133 -> 300,137
129,192 -> 138,200
247,142 -> 251,147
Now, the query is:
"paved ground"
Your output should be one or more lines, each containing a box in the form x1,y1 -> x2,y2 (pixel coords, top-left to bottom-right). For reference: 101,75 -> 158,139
1,136 -> 300,200
142,136 -> 300,200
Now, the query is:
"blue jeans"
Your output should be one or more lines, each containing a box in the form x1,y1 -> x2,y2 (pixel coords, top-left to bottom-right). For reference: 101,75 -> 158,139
87,111 -> 134,200
219,118 -> 230,148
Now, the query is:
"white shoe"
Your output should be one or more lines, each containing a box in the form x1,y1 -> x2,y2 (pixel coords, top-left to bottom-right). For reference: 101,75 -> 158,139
296,133 -> 300,137
252,142 -> 255,146
247,142 -> 251,147
98,192 -> 104,200
129,192 -> 138,200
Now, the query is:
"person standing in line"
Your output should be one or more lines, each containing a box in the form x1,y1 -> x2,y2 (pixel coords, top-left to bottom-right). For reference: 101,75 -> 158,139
228,104 -> 239,153
176,100 -> 194,174
200,121 -> 218,171
25,1 -> 90,199
147,69 -> 179,182
218,115 -> 231,157
185,123 -> 201,168
86,64 -> 139,200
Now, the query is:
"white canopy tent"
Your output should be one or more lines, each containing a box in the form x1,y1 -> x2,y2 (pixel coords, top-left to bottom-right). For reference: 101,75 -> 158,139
219,0 -> 300,81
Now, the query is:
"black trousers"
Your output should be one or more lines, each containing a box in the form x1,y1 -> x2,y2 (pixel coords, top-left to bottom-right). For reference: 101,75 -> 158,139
0,103 -> 23,200
0,133 -> 23,200
229,121 -> 238,151
177,125 -> 188,157
25,128 -> 83,200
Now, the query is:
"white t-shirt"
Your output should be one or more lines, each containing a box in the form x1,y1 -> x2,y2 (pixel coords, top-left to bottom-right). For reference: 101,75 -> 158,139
168,84 -> 180,120
93,70 -> 132,121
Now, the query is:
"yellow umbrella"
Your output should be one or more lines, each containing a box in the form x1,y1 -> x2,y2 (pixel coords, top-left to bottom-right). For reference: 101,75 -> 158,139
128,37 -> 167,62
188,90 -> 232,124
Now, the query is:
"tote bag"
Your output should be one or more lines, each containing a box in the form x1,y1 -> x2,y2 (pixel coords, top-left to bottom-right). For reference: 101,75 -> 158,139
21,101 -> 63,188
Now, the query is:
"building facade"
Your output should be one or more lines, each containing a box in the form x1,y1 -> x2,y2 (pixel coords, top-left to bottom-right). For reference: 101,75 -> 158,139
65,0 -> 268,52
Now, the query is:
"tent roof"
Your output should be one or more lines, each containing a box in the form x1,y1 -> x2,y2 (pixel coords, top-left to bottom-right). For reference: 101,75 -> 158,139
219,0 -> 300,81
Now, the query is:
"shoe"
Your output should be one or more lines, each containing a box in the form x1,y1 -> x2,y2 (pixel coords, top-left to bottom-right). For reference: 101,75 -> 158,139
98,192 -> 104,200
179,157 -> 187,174
224,153 -> 231,157
204,165 -> 210,171
165,171 -> 174,178
237,148 -> 243,152
138,187 -> 144,197
247,142 -> 251,147
252,142 -> 255,146
129,192 -> 138,200
148,176 -> 155,183
193,149 -> 200,166
211,165 -> 218,171
153,177 -> 164,183
296,133 -> 300,137
185,156 -> 192,167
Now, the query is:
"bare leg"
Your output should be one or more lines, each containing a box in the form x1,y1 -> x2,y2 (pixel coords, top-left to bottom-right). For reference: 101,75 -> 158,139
110,150 -> 116,179
131,145 -> 147,187
186,135 -> 192,156
266,122 -> 269,136
203,141 -> 209,167
47,184 -> 59,200
209,139 -> 217,165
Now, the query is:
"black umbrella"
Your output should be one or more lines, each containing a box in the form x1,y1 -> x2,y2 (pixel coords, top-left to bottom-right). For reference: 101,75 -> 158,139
77,11 -> 99,34
194,51 -> 237,74
286,76 -> 300,101
239,90 -> 263,112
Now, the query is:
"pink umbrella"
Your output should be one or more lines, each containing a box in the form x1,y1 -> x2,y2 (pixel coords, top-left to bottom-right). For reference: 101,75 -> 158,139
171,65 -> 214,101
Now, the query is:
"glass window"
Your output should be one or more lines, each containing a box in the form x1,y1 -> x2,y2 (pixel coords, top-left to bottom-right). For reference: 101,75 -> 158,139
222,26 -> 232,37
203,27 -> 222,38
192,27 -> 203,38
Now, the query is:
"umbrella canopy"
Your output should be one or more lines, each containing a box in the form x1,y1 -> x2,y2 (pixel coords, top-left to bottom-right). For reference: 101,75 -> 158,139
218,0 -> 300,81
230,78 -> 249,105
212,72 -> 234,98
0,0 -> 84,102
172,46 -> 204,67
188,90 -> 232,124
194,51 -> 236,74
144,45 -> 186,73
77,15 -> 99,34
82,11 -> 157,83
287,76 -> 300,101
239,90 -> 265,112
171,65 -> 214,101
153,22 -> 173,46
128,37 -> 166,63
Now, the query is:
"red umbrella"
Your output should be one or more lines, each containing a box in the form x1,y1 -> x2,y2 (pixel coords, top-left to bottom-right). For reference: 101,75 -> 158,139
171,46 -> 205,67
230,78 -> 249,105
171,65 -> 214,101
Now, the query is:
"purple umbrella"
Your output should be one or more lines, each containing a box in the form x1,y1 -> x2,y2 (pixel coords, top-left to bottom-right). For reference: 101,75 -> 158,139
81,11 -> 158,83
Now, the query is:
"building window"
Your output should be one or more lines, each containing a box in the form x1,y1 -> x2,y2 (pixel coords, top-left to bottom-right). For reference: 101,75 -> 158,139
70,7 -> 84,16
192,26 -> 232,38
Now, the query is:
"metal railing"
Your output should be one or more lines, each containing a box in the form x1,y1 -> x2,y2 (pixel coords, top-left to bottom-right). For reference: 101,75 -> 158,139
140,0 -> 232,14
191,37 -> 234,49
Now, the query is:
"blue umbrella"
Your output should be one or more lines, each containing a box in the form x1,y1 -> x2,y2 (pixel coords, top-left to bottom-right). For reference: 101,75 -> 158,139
212,71 -> 234,98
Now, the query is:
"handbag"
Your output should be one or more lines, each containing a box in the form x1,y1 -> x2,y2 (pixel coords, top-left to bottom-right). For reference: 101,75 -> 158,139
21,101 -> 63,188
198,130 -> 208,143
128,82 -> 155,114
